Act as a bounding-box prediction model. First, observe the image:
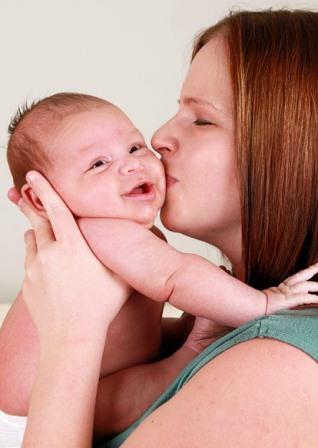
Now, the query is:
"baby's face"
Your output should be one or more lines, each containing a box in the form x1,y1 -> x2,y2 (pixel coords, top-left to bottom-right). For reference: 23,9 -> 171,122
45,105 -> 166,227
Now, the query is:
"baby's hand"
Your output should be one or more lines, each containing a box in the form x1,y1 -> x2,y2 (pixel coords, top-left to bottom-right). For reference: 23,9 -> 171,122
264,263 -> 318,315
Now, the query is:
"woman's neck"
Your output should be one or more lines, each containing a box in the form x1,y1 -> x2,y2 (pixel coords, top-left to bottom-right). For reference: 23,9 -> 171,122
231,262 -> 245,281
203,225 -> 244,279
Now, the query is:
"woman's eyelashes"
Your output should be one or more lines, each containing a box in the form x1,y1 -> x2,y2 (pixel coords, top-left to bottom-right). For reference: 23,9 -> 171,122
193,118 -> 214,126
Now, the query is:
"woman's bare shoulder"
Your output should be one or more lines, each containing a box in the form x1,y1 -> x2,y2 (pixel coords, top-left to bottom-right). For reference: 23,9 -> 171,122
123,338 -> 318,448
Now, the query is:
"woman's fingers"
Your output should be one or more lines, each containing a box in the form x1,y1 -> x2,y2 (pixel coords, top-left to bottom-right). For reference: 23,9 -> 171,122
19,199 -> 55,249
25,171 -> 80,243
283,263 -> 318,286
24,229 -> 37,269
7,186 -> 21,205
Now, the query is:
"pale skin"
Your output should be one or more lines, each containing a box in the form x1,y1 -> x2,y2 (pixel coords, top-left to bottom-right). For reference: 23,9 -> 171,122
21,104 -> 168,386
16,104 -> 318,326
3,101 -> 318,443
18,34 -> 318,447
0,105 -> 196,439
1,103 -> 223,441
18,174 -> 318,448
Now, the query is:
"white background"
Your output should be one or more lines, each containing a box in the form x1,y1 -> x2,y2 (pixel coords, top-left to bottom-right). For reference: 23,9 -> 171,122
1,0 -> 316,303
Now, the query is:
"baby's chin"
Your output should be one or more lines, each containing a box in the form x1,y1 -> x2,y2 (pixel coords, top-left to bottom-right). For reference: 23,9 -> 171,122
124,206 -> 159,228
130,214 -> 156,229
74,211 -> 157,229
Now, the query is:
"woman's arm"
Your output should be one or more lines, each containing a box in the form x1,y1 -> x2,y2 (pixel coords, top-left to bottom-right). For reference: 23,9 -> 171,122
79,218 -> 318,327
94,314 -> 229,440
19,172 -> 130,447
94,344 -> 197,440
24,339 -> 105,448
0,291 -> 39,415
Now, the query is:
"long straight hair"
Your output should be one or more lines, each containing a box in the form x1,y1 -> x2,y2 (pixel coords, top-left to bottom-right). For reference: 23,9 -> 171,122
192,10 -> 318,288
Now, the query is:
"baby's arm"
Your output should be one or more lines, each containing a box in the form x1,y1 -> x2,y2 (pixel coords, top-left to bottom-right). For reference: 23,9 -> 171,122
79,218 -> 318,327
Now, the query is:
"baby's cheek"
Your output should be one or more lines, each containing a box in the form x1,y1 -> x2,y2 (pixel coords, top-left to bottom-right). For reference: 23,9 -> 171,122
64,193 -> 100,219
158,190 -> 166,210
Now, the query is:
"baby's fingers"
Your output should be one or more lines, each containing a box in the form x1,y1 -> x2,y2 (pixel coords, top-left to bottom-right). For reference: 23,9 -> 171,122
286,293 -> 318,308
282,263 -> 318,286
288,281 -> 318,294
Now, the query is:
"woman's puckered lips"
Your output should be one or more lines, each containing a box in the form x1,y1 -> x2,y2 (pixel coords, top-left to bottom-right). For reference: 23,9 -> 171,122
166,174 -> 178,188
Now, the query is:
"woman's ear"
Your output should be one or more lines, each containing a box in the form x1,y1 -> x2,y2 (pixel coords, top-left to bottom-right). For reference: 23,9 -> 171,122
20,184 -> 48,219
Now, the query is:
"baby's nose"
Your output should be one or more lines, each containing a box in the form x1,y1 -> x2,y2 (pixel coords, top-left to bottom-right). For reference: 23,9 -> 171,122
119,157 -> 144,175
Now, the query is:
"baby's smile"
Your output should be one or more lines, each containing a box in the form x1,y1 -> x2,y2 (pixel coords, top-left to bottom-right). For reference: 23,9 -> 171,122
123,181 -> 157,201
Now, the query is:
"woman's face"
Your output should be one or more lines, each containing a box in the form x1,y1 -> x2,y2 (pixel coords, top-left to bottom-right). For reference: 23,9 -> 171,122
152,36 -> 241,258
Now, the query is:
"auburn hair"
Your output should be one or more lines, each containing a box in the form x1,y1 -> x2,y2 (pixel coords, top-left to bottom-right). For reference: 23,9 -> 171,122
192,10 -> 318,289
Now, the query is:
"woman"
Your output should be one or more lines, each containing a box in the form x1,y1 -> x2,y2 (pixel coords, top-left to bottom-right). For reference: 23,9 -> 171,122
14,9 -> 318,446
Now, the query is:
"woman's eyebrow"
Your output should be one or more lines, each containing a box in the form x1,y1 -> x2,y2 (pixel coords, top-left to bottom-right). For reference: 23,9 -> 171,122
178,96 -> 223,112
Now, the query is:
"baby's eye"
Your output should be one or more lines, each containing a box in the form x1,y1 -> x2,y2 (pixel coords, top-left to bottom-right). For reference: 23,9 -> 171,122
129,145 -> 142,154
90,159 -> 109,170
194,119 -> 214,126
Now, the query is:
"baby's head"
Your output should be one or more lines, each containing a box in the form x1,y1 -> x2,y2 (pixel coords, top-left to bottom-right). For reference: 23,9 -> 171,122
7,93 -> 165,227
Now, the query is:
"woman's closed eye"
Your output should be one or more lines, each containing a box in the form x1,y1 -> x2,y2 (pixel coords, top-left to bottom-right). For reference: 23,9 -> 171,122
193,119 -> 214,126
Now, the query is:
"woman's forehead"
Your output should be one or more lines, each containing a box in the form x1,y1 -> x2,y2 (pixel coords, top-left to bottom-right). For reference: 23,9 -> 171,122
180,36 -> 233,114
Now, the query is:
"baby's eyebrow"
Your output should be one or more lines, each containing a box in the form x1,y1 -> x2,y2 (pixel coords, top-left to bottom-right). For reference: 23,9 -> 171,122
132,128 -> 145,139
78,142 -> 99,154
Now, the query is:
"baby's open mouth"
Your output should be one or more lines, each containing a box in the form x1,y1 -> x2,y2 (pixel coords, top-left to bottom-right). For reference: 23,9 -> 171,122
128,183 -> 152,194
124,182 -> 156,199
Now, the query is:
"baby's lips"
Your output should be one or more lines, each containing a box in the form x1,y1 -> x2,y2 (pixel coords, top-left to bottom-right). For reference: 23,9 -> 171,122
124,180 -> 153,195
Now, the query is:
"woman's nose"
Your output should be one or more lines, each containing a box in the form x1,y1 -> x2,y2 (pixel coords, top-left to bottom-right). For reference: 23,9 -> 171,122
118,156 -> 144,176
151,120 -> 178,157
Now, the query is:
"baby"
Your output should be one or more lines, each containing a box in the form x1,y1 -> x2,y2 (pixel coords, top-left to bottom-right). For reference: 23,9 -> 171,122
3,92 -> 318,445
8,93 -> 167,373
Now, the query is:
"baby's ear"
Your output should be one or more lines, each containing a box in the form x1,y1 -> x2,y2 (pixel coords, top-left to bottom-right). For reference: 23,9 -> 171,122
20,184 -> 48,219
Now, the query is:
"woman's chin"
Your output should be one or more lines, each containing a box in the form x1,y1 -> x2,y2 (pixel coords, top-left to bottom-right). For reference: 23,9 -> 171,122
160,208 -> 203,239
160,207 -> 184,233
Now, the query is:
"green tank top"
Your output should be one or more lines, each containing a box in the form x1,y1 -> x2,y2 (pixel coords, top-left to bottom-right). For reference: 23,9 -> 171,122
101,308 -> 318,448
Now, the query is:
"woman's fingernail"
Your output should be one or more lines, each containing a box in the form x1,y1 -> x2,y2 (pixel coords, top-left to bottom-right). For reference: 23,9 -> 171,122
26,171 -> 36,184
24,230 -> 31,243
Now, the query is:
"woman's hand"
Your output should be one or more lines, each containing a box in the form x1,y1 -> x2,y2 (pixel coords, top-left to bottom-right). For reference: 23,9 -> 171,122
7,186 -> 21,204
183,314 -> 232,353
19,171 -> 131,349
